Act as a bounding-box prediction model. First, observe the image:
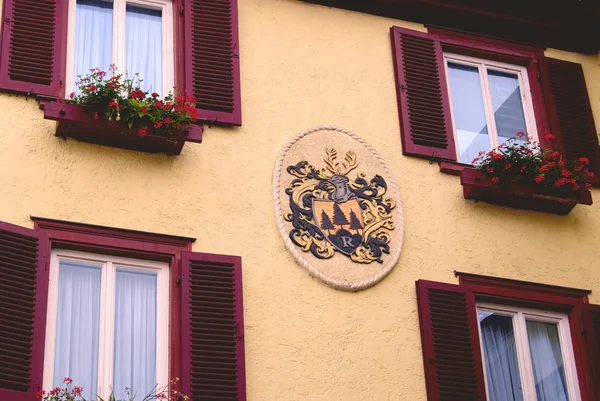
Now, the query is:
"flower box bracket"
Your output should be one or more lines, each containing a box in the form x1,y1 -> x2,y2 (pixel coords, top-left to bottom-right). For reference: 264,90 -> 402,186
460,168 -> 592,215
44,102 -> 203,155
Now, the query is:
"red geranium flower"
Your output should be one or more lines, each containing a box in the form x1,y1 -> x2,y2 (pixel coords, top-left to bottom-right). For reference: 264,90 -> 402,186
579,157 -> 590,164
138,127 -> 148,137
544,133 -> 555,140
94,112 -> 99,120
516,131 -> 525,137
535,175 -> 545,184
491,177 -> 499,184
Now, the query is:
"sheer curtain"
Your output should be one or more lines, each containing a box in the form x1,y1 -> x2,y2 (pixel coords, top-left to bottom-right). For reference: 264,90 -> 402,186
112,268 -> 157,400
479,312 -> 524,401
527,321 -> 570,401
74,0 -> 113,87
53,261 -> 102,401
126,5 -> 162,94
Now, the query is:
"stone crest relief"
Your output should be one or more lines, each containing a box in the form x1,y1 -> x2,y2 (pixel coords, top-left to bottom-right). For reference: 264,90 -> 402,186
286,148 -> 396,263
274,127 -> 403,291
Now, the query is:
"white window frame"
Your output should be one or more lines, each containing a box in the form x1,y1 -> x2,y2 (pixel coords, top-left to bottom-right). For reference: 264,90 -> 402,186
43,249 -> 170,399
443,53 -> 539,162
65,0 -> 175,96
476,303 -> 581,401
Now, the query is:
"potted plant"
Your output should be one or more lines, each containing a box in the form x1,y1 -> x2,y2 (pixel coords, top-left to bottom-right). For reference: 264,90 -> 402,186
43,66 -> 203,155
37,377 -> 189,401
460,132 -> 593,215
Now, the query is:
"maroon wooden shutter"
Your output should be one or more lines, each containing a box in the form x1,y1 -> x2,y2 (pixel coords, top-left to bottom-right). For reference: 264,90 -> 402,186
416,280 -> 486,401
0,221 -> 50,401
583,303 -> 600,400
182,0 -> 242,126
181,251 -> 246,401
0,0 -> 67,97
540,57 -> 600,182
390,27 -> 456,161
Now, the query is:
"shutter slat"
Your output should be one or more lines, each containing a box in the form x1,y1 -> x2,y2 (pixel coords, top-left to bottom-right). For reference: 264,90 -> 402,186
182,252 -> 246,401
541,58 -> 600,182
183,0 -> 242,125
0,0 -> 66,96
416,280 -> 486,401
583,304 -> 600,400
390,27 -> 456,161
0,221 -> 49,401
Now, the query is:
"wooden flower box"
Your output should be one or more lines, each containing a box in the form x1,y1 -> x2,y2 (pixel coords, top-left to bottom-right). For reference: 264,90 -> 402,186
460,168 -> 593,215
43,102 -> 203,155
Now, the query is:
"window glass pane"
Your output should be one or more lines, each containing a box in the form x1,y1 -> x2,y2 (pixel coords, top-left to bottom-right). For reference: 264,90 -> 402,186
526,321 -> 570,401
53,260 -> 102,400
447,63 -> 490,164
113,268 -> 158,399
126,5 -> 162,94
74,0 -> 113,90
478,311 -> 524,401
488,70 -> 528,146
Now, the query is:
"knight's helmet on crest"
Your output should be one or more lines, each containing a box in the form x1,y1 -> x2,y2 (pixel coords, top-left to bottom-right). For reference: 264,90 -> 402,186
323,148 -> 358,202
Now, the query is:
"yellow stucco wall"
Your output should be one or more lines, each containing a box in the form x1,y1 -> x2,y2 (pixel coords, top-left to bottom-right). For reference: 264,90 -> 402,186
1,0 -> 599,399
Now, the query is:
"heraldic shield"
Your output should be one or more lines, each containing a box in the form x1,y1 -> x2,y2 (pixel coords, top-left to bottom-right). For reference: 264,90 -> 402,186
275,126 -> 404,290
313,198 -> 364,256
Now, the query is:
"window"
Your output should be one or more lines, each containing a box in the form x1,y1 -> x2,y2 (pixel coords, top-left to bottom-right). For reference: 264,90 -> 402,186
390,27 -> 600,178
415,276 -> 600,401
65,0 -> 174,95
43,250 -> 169,400
477,304 -> 580,401
0,0 -> 242,125
0,218 -> 247,401
443,54 -> 538,164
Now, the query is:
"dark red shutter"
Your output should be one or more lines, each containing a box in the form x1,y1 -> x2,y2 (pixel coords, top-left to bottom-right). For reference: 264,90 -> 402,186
583,303 -> 600,400
181,251 -> 246,401
182,0 -> 242,126
540,57 -> 600,182
0,0 -> 67,97
390,26 -> 456,161
416,280 -> 486,401
0,221 -> 50,401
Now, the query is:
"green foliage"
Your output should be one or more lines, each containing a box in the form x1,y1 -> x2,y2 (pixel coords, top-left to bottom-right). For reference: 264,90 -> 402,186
63,65 -> 198,138
472,132 -> 594,191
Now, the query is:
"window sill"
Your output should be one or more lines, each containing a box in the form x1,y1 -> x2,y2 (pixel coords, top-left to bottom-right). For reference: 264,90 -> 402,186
43,102 -> 203,155
460,167 -> 593,215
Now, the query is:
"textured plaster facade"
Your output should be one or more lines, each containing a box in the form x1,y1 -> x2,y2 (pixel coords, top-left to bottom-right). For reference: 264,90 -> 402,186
1,0 -> 600,400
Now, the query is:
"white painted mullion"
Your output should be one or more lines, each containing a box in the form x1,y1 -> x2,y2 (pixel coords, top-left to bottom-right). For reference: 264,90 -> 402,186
156,266 -> 170,393
514,312 -> 539,401
479,65 -> 500,150
97,261 -> 116,399
161,1 -> 174,95
558,318 -> 582,401
42,253 -> 61,392
442,57 -> 462,162
113,0 -> 126,77
517,70 -> 539,142
65,0 -> 78,96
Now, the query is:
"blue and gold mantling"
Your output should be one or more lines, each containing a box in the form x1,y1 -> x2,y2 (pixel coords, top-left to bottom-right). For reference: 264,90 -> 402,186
284,149 -> 396,264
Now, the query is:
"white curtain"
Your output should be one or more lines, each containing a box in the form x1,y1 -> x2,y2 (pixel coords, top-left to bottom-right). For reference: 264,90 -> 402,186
479,312 -> 524,401
53,261 -> 102,401
126,5 -> 162,94
527,321 -> 570,401
112,268 -> 157,400
74,0 -> 113,86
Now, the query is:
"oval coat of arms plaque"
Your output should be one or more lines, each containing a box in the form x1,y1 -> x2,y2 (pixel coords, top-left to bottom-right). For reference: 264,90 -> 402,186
273,126 -> 404,291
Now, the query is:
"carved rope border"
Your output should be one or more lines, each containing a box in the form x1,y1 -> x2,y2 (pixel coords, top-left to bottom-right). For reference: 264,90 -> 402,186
273,126 -> 405,291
